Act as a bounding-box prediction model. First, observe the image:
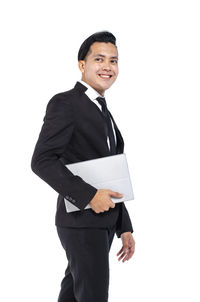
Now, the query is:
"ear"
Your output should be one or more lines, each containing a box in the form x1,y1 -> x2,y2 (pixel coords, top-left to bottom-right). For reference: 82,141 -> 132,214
78,60 -> 85,73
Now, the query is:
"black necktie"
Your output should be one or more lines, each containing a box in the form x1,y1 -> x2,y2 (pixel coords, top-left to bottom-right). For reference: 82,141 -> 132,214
96,97 -> 116,155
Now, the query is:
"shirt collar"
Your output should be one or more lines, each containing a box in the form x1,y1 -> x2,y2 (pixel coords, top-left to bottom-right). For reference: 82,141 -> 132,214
78,80 -> 105,101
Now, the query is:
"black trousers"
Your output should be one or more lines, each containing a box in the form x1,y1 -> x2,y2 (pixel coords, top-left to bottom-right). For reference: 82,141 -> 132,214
56,225 -> 116,302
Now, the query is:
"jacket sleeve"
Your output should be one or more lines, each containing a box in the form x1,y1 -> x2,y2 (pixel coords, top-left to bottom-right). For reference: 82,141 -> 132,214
31,94 -> 98,210
115,202 -> 134,238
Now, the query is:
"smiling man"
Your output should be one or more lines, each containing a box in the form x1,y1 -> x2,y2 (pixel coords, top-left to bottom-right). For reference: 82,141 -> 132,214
31,31 -> 135,302
79,41 -> 118,96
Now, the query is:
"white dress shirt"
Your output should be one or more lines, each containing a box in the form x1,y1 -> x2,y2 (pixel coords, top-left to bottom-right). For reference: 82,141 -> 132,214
78,80 -> 117,151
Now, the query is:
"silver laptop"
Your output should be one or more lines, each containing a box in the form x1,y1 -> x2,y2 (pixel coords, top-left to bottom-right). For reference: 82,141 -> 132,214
64,153 -> 134,212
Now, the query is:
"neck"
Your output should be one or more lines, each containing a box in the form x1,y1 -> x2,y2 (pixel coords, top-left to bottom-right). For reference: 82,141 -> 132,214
81,79 -> 105,97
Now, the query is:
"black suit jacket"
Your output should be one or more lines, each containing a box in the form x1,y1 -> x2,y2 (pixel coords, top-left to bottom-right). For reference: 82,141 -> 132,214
31,81 -> 133,238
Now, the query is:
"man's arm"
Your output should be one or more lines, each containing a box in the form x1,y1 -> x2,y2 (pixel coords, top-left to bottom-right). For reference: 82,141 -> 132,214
31,94 -> 97,210
115,202 -> 134,238
115,202 -> 135,261
107,111 -> 134,237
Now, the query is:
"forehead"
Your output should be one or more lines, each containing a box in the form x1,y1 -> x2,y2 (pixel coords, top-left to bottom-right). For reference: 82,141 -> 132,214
89,42 -> 118,57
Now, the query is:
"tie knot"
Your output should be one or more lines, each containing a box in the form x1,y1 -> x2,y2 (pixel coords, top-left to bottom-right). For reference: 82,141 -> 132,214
96,97 -> 107,111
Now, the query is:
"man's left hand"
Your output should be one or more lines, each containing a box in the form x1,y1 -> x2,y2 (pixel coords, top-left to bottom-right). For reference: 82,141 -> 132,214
117,232 -> 135,262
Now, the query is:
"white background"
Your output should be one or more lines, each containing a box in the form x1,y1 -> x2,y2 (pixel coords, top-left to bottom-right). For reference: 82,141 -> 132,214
1,0 -> 200,301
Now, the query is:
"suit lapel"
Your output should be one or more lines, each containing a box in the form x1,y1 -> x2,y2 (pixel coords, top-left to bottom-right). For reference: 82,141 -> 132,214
74,81 -> 124,154
74,81 -> 88,93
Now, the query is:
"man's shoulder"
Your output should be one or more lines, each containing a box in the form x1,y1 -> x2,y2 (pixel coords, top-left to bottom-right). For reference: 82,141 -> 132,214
47,84 -> 81,107
45,82 -> 89,113
50,81 -> 87,103
51,86 -> 77,101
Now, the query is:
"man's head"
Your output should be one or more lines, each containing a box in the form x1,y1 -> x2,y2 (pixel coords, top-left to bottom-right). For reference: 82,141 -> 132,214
78,31 -> 119,96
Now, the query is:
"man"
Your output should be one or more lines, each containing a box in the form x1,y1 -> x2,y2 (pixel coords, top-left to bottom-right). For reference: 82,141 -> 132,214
31,31 -> 135,302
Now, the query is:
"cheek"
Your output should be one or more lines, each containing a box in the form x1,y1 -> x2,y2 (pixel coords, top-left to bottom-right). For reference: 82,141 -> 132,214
113,66 -> 119,75
87,65 -> 99,76
94,64 -> 101,73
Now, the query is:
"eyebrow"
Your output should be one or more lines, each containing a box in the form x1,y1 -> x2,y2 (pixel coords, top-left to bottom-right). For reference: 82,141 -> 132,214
93,54 -> 118,60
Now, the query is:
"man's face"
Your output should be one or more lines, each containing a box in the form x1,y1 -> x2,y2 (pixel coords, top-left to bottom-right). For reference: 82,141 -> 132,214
78,42 -> 119,96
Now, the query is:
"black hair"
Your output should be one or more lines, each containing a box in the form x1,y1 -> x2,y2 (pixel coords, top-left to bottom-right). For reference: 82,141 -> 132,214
78,31 -> 117,61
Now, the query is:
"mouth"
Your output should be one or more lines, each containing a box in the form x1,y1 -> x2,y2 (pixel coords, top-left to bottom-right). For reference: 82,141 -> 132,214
98,74 -> 113,80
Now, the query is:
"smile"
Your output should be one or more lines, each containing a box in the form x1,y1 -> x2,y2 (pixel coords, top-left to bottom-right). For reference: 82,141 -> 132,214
98,74 -> 112,79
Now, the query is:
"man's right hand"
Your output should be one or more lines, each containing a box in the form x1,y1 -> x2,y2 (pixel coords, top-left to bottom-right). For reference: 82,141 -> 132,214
89,189 -> 123,213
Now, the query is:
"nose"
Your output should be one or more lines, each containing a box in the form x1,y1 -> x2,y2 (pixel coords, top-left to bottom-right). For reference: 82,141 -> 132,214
102,60 -> 111,71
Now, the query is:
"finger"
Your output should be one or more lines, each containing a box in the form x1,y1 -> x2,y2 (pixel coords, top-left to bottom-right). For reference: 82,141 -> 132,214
117,249 -> 127,259
118,248 -> 129,261
117,250 -> 124,257
118,252 -> 126,261
116,247 -> 123,256
122,246 -> 129,253
109,201 -> 115,208
118,251 -> 128,261
123,250 -> 132,261
122,247 -> 135,262
110,191 -> 123,198
123,250 -> 134,262
117,246 -> 128,256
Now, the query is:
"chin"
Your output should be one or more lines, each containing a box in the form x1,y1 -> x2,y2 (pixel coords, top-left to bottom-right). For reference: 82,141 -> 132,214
92,80 -> 113,94
97,85 -> 110,95
103,83 -> 113,91
99,81 -> 113,90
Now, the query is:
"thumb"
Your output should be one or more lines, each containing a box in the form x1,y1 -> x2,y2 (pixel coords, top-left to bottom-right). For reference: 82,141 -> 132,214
110,191 -> 123,198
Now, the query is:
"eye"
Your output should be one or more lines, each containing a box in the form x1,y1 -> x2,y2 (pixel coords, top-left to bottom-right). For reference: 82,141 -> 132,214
95,58 -> 103,62
111,60 -> 118,64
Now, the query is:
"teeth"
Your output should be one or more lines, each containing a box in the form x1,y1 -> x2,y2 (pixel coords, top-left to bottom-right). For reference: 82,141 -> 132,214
99,75 -> 110,78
